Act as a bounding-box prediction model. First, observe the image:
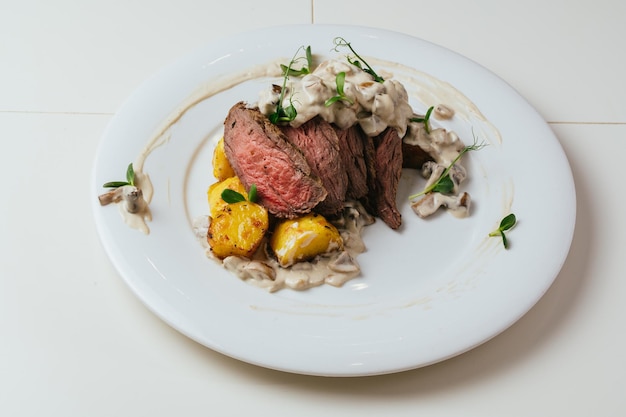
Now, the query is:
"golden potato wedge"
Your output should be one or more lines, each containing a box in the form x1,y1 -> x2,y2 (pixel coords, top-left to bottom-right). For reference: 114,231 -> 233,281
208,201 -> 269,259
269,213 -> 343,267
212,137 -> 235,181
207,176 -> 246,218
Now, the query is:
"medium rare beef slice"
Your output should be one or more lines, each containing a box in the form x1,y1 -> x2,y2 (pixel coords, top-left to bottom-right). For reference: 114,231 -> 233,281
370,127 -> 403,229
334,125 -> 369,200
281,117 -> 348,216
223,102 -> 327,218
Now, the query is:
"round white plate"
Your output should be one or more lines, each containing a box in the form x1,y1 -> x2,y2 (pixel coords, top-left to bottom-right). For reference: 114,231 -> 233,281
92,25 -> 575,376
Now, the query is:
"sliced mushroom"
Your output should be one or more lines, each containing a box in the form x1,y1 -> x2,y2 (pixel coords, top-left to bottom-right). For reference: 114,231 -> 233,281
98,185 -> 146,214
434,104 -> 455,120
411,192 -> 471,218
242,261 -> 277,281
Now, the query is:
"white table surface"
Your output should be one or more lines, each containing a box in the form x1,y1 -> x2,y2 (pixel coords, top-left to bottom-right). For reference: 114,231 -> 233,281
2,0 -> 625,415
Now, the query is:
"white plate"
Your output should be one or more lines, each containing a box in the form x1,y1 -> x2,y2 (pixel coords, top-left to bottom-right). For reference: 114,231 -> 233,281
92,25 -> 575,376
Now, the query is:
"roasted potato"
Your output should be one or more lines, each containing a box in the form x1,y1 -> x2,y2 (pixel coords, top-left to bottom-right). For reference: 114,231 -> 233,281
212,137 -> 236,181
207,176 -> 246,218
269,213 -> 343,267
208,200 -> 269,259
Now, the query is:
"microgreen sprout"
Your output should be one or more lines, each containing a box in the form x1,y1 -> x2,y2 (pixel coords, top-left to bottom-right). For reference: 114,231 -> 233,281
270,46 -> 311,124
332,37 -> 384,83
247,184 -> 258,203
409,137 -> 487,200
410,106 -> 435,134
280,45 -> 313,77
324,71 -> 354,107
221,184 -> 258,204
103,163 -> 135,188
489,213 -> 517,249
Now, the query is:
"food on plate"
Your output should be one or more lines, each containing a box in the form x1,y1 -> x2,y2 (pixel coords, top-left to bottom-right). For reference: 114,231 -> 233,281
97,37 -> 487,291
222,102 -> 327,219
406,133 -> 485,218
207,176 -> 246,218
201,38 -> 483,291
97,162 -> 152,233
207,194 -> 269,259
269,213 -> 343,267
212,137 -> 236,181
489,213 -> 517,249
366,126 -> 403,229
216,200 -> 371,291
280,117 -> 348,217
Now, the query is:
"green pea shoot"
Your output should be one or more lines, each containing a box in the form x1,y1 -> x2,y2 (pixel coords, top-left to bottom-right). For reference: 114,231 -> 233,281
489,213 -> 517,249
409,138 -> 486,200
270,46 -> 311,124
103,163 -> 135,189
410,106 -> 435,134
324,71 -> 354,107
221,184 -> 258,204
332,37 -> 384,83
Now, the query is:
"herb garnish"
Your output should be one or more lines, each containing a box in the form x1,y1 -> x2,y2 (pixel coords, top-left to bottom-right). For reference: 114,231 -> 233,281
103,163 -> 135,188
489,213 -> 517,249
324,71 -> 354,107
409,137 -> 486,200
332,37 -> 384,83
221,184 -> 258,204
269,46 -> 311,125
410,106 -> 435,134
280,45 -> 313,77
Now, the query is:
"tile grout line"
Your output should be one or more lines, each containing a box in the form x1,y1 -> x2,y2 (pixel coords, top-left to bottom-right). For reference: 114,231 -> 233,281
0,110 -> 113,116
548,121 -> 626,125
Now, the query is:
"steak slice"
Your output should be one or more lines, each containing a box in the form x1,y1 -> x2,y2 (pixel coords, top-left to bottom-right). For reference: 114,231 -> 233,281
402,141 -> 433,169
281,117 -> 348,216
368,127 -> 403,229
334,125 -> 369,200
360,134 -> 378,217
223,102 -> 327,218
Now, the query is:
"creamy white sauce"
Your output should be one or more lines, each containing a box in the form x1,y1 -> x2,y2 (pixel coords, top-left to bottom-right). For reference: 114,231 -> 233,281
405,123 -> 465,166
258,59 -> 414,137
411,192 -> 471,219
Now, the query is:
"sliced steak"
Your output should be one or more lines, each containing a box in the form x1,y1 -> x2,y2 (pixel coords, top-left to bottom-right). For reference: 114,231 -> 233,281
223,102 -> 327,218
281,117 -> 348,216
402,141 -> 433,169
360,134 -> 378,217
368,127 -> 403,229
334,125 -> 369,200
